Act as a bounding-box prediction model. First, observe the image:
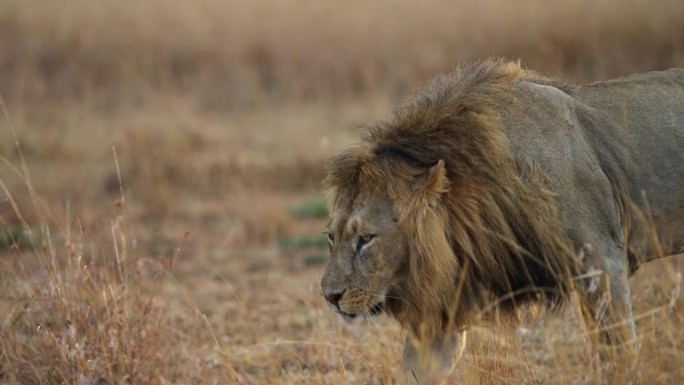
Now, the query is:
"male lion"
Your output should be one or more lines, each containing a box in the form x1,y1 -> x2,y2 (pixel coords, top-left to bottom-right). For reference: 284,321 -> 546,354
320,60 -> 684,384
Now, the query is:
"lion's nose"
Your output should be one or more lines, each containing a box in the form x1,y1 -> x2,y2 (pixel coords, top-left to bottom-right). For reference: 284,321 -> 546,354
324,289 -> 345,308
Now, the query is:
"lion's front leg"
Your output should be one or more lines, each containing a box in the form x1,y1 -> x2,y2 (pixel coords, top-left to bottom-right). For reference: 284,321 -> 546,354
400,330 -> 467,385
579,242 -> 639,383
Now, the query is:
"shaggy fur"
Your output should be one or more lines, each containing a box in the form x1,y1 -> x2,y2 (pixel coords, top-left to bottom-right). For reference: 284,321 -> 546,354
322,59 -> 684,384
325,60 -> 579,339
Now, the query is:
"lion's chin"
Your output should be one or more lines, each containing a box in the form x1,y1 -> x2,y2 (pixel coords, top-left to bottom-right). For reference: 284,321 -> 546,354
336,302 -> 384,324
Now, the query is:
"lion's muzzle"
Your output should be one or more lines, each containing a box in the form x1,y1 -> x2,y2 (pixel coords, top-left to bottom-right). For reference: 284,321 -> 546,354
323,288 -> 345,309
323,286 -> 385,322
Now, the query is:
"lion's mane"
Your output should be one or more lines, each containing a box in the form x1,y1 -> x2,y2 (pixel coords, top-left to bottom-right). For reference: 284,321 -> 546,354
325,60 -> 579,339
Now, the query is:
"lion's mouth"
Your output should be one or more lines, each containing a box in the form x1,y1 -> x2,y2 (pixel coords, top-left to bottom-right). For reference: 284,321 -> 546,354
336,302 -> 384,320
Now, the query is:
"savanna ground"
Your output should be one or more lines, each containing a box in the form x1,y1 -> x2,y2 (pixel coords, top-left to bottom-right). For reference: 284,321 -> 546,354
0,1 -> 683,384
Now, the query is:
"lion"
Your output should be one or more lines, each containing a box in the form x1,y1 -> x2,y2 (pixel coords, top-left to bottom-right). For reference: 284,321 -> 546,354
320,60 -> 684,384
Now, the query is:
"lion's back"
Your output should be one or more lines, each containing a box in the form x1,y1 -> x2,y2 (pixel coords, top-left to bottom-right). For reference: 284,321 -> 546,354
571,68 -> 684,133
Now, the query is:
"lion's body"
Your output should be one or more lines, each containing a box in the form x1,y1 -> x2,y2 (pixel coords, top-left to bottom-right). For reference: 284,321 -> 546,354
505,71 -> 684,264
572,73 -> 684,258
321,60 -> 684,384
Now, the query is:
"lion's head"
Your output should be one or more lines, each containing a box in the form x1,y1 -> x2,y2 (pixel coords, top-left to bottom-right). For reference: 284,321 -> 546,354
320,60 -> 577,341
320,150 -> 451,326
320,179 -> 407,323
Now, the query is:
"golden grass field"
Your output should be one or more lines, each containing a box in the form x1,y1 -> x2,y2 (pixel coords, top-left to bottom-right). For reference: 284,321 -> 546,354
1,0 -> 683,384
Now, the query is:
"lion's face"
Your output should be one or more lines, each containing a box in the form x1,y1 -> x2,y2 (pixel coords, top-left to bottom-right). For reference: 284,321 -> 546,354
320,187 -> 408,323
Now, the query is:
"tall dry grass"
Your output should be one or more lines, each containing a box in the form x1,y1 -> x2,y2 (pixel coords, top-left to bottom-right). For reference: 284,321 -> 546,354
1,1 -> 683,384
1,0 -> 682,108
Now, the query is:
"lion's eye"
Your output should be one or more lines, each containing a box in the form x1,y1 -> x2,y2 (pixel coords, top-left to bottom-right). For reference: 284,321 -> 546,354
356,234 -> 375,253
325,232 -> 334,247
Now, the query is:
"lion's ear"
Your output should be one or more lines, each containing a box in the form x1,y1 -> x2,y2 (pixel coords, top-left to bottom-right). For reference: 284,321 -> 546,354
416,159 -> 449,195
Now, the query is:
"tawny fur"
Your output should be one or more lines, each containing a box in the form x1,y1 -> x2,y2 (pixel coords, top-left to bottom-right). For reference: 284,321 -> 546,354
325,60 -> 579,340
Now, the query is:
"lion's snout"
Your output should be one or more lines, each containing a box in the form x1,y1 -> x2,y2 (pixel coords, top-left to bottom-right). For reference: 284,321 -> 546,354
323,288 -> 345,309
321,283 -> 385,322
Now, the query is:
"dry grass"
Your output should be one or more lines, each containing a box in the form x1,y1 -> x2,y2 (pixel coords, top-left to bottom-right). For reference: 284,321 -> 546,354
1,0 -> 683,384
1,0 -> 683,106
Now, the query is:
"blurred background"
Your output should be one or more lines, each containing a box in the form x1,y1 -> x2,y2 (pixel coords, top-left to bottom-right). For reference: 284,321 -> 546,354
1,0 -> 683,384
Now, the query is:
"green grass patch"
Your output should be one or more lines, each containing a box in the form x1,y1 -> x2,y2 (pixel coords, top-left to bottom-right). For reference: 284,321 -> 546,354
289,198 -> 328,219
278,234 -> 328,250
303,254 -> 328,267
0,225 -> 35,251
